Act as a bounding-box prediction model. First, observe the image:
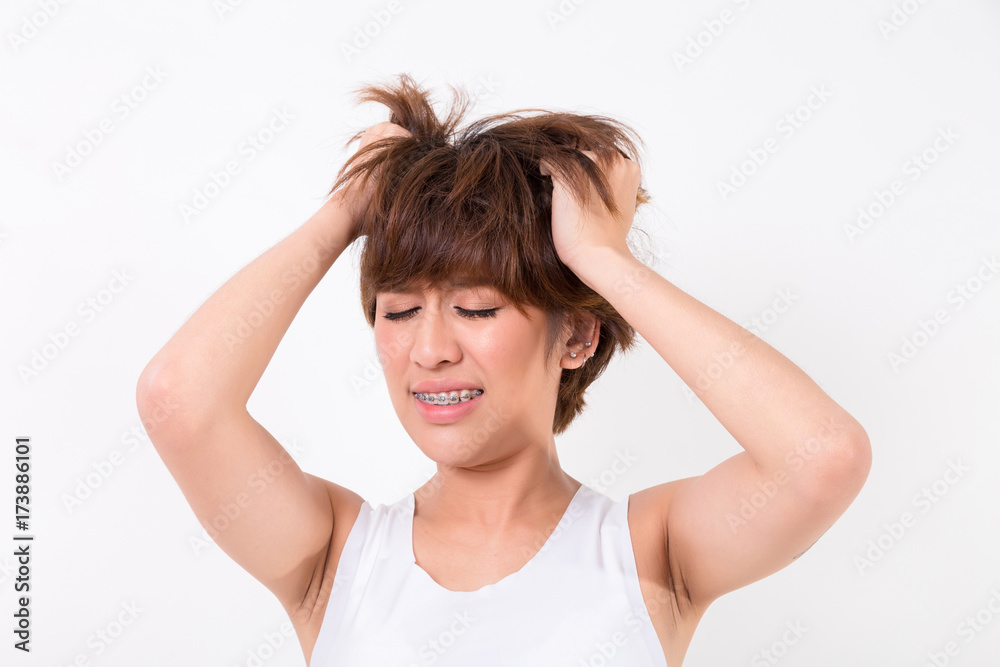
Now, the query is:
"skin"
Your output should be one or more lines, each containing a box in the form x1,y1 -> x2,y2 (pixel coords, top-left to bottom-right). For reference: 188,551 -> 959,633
137,120 -> 871,666
374,279 -> 597,542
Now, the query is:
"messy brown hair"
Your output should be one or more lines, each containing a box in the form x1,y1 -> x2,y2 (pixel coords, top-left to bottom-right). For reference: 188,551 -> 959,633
328,73 -> 652,435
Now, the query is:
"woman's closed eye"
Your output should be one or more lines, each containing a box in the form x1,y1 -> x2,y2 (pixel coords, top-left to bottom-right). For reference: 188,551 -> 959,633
382,307 -> 500,322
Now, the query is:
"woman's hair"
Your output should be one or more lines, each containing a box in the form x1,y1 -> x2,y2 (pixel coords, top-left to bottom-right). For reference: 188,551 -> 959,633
328,73 -> 653,435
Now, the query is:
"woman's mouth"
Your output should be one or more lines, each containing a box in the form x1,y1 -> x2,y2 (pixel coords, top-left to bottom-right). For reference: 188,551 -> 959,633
413,389 -> 484,406
412,389 -> 485,424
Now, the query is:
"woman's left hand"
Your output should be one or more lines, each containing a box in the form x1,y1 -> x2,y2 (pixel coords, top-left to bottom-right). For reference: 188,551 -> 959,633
540,149 -> 642,274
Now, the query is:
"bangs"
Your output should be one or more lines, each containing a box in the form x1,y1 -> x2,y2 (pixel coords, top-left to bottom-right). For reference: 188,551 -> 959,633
359,137 -> 575,322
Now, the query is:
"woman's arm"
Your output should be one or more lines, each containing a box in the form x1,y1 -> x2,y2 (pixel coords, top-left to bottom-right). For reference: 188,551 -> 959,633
546,151 -> 872,612
582,246 -> 871,600
136,121 -> 411,616
135,193 -> 358,615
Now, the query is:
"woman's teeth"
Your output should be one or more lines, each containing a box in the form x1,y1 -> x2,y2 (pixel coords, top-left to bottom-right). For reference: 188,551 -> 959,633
415,389 -> 484,405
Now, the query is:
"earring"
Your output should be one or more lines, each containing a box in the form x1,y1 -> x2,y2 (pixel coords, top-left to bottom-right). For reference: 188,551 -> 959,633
570,352 -> 577,358
584,342 -> 592,347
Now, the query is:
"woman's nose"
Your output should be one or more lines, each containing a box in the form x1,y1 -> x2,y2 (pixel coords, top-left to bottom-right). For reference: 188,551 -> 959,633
410,306 -> 461,366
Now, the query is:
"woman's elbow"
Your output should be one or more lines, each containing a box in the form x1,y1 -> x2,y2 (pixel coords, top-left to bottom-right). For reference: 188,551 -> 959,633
135,363 -> 207,443
810,422 -> 872,503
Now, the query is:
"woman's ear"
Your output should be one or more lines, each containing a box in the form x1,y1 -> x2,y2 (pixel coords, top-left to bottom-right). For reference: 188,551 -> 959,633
561,312 -> 601,367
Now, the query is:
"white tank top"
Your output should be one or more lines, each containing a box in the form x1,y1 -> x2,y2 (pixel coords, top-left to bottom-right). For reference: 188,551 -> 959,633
310,483 -> 669,666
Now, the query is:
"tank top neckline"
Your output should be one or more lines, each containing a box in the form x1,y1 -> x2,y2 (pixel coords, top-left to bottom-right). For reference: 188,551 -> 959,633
405,483 -> 590,594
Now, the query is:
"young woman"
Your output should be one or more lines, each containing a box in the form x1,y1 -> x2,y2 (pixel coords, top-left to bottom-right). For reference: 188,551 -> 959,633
136,74 -> 871,666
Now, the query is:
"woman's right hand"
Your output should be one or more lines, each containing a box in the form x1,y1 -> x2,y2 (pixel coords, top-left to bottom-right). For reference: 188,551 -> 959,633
333,120 -> 413,243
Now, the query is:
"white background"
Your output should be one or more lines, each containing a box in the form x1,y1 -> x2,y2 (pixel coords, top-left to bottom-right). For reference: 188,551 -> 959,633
2,0 -> 999,665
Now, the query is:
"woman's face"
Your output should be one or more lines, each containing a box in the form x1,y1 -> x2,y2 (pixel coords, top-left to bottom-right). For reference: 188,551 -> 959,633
374,280 -> 566,467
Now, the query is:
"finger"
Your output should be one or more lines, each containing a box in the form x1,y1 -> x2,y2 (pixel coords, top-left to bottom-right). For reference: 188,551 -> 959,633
383,122 -> 413,139
581,148 -> 632,169
579,149 -> 618,172
360,122 -> 412,149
